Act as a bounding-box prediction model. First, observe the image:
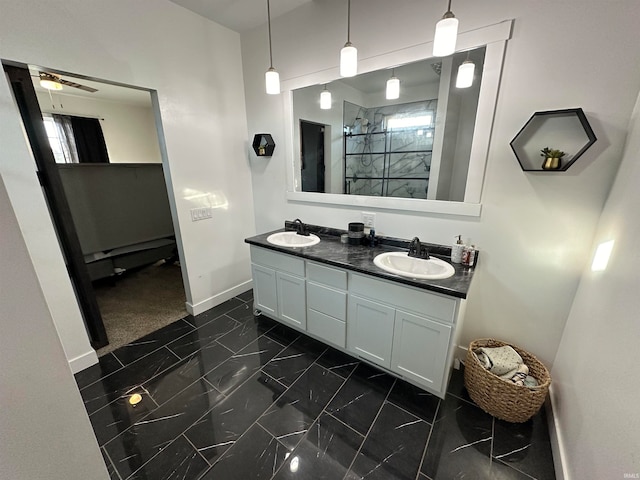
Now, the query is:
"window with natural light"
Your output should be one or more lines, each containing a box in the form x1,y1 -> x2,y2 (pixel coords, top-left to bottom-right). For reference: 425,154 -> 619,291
386,114 -> 433,130
42,115 -> 69,163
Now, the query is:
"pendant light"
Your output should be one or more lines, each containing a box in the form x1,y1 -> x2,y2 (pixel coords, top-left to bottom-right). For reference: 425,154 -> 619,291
456,56 -> 475,88
320,85 -> 332,110
265,0 -> 280,95
386,69 -> 400,100
340,0 -> 358,77
433,0 -> 458,57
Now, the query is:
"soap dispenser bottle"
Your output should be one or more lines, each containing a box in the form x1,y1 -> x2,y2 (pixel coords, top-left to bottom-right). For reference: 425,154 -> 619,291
451,235 -> 464,263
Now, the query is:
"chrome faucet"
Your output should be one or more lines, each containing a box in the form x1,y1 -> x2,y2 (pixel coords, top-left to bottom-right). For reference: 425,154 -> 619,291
408,237 -> 430,259
292,218 -> 309,236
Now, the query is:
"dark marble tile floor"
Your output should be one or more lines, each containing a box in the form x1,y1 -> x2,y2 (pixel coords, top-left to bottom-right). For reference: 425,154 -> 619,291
76,291 -> 555,480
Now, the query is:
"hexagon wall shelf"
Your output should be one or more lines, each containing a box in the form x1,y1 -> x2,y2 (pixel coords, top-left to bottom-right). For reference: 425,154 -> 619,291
510,108 -> 597,172
252,133 -> 276,157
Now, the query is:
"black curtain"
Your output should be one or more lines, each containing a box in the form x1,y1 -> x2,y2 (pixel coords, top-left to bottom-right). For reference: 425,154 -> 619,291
70,116 -> 110,163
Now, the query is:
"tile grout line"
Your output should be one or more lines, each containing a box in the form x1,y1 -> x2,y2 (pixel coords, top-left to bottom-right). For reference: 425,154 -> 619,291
113,352 -> 126,369
340,377 -> 399,480
112,318 -> 195,367
166,318 -> 242,360
415,398 -> 441,480
324,410 -> 366,439
385,396 -> 435,427
266,358 -> 359,480
181,433 -> 212,468
494,457 -> 539,480
86,345 -> 185,418
102,446 -> 123,480
117,381 -> 230,479
196,373 -> 294,476
98,353 -> 230,450
489,417 -> 495,469
260,369 -> 290,391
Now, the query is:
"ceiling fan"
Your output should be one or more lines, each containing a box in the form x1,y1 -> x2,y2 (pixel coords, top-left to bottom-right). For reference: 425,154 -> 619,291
37,72 -> 98,93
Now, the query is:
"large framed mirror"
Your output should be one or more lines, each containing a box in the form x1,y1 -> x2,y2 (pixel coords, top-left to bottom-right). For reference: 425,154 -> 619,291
283,20 -> 512,216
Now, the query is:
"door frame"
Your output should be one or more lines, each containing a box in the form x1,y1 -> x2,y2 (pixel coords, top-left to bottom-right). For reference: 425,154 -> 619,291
299,119 -> 326,193
3,62 -> 109,348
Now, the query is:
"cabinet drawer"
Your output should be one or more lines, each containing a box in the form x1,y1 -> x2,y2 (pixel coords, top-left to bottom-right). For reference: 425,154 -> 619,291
307,282 -> 347,321
250,246 -> 305,277
307,262 -> 347,290
349,273 -> 457,324
307,310 -> 346,348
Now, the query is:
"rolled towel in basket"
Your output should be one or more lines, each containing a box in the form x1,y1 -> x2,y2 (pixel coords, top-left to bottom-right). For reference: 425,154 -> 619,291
474,345 -> 524,380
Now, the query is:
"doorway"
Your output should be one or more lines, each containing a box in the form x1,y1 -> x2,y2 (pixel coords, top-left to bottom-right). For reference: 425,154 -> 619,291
300,120 -> 326,193
3,62 -> 187,354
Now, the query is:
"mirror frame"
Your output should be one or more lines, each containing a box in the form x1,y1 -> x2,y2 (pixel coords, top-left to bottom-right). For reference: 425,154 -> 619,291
282,20 -> 512,217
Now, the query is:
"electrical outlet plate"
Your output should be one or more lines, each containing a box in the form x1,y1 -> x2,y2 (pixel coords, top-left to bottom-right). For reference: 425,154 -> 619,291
361,212 -> 375,228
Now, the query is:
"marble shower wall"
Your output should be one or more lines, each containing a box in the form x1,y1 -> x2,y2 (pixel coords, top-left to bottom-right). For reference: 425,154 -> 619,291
343,100 -> 437,198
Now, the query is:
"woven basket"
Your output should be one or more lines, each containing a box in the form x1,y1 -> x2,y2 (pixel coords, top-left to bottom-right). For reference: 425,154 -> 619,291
464,338 -> 551,423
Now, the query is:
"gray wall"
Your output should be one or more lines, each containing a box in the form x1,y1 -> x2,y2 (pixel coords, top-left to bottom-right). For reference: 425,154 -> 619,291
0,176 -> 108,479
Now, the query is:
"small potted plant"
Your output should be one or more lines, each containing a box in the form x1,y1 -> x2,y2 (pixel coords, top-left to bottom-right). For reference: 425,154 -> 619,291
540,147 -> 566,170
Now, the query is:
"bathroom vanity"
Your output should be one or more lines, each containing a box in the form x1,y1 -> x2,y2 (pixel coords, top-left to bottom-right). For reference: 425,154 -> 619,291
245,226 -> 474,398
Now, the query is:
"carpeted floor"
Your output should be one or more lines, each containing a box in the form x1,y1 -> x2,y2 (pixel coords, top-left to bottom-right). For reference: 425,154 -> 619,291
94,260 -> 187,357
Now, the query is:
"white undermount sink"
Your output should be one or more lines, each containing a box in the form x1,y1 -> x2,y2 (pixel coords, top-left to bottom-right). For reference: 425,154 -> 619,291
373,251 -> 455,280
267,231 -> 321,247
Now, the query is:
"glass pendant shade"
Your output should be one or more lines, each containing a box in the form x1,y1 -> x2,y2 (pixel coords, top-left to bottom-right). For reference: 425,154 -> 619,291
320,88 -> 332,109
340,43 -> 358,77
265,68 -> 280,95
386,76 -> 400,100
456,60 -> 475,88
40,76 -> 63,91
433,15 -> 458,57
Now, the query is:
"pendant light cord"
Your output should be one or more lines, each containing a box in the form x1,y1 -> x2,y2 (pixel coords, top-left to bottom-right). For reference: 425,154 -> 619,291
267,0 -> 274,68
446,0 -> 453,14
346,0 -> 351,44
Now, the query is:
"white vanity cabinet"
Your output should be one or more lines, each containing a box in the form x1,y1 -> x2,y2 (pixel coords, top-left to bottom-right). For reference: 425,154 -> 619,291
250,247 -> 306,329
249,245 -> 464,398
391,309 -> 452,391
347,294 -> 395,368
347,273 -> 459,394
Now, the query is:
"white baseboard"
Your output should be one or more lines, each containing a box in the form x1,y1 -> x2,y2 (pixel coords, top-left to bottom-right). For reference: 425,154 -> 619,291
547,385 -> 569,480
69,349 -> 99,374
456,344 -> 468,363
186,280 -> 253,316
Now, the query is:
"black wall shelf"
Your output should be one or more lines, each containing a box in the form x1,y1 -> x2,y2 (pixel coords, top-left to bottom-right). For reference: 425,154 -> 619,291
510,108 -> 597,172
252,133 -> 276,157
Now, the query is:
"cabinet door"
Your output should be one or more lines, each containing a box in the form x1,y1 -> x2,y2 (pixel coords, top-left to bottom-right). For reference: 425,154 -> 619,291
251,264 -> 277,317
276,272 -> 306,329
347,294 -> 395,368
391,309 -> 452,393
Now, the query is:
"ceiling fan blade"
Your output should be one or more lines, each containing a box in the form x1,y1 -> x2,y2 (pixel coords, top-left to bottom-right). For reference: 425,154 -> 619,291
38,72 -> 98,93
58,78 -> 98,93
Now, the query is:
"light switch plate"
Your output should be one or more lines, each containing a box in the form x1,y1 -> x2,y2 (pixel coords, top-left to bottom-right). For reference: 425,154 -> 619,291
190,207 -> 212,221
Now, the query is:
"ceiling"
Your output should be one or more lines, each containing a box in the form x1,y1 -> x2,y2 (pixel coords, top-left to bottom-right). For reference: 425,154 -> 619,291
29,67 -> 153,107
169,0 -> 313,33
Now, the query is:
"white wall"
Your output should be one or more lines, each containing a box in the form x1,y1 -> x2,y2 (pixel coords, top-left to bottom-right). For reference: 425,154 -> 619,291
36,90 -> 163,164
242,0 -> 640,368
0,0 -> 255,370
550,92 -> 640,478
0,176 -> 108,479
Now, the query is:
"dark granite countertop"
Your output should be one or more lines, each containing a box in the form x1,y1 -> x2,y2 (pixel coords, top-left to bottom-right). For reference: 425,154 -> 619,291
244,223 -> 475,299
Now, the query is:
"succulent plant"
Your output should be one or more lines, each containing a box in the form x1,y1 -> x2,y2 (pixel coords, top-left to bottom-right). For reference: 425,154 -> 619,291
540,147 -> 566,158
